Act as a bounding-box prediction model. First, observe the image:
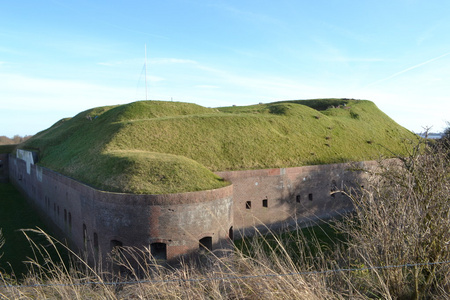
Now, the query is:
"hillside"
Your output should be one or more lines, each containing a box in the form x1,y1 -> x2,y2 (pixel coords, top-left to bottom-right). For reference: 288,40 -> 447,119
19,99 -> 417,194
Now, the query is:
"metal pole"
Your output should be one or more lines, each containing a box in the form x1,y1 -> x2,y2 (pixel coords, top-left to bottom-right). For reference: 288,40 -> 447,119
145,44 -> 148,100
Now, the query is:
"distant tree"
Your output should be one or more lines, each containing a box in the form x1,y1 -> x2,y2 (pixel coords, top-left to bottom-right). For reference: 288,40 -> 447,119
439,122 -> 450,149
0,135 -> 33,145
443,122 -> 450,140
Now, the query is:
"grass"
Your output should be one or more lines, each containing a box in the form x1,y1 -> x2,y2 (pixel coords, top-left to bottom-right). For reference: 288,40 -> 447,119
18,98 -> 417,194
0,183 -> 67,280
0,145 -> 17,154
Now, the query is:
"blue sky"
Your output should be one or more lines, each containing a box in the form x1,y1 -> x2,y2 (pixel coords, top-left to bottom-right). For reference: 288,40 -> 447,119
1,0 -> 450,137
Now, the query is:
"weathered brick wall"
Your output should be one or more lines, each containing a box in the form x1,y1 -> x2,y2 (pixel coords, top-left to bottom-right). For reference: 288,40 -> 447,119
9,154 -> 233,263
216,161 -> 376,237
9,149 -> 379,262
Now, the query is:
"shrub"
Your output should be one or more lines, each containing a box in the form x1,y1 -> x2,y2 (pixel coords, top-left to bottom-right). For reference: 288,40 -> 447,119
336,136 -> 450,298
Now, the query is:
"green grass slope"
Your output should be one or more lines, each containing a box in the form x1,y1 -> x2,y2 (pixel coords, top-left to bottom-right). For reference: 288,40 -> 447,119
20,99 -> 416,194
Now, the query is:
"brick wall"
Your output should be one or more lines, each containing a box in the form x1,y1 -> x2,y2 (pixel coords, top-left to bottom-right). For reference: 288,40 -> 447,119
216,161 -> 375,237
9,149 -> 378,262
9,154 -> 233,263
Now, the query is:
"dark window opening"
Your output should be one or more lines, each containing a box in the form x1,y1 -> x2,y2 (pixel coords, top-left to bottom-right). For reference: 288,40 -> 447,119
229,226 -> 234,241
110,240 -> 125,271
296,195 -> 301,203
199,236 -> 213,252
93,233 -> 99,256
151,243 -> 167,260
83,224 -> 87,250
245,201 -> 251,209
308,193 -> 313,201
110,240 -> 123,251
262,199 -> 268,208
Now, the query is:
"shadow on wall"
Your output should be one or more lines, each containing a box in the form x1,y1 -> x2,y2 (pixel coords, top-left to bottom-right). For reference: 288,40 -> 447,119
85,231 -> 235,276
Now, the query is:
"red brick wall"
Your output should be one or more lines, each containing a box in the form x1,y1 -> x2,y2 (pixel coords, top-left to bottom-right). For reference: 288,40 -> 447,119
216,161 -> 376,237
9,155 -> 233,263
9,150 -> 378,262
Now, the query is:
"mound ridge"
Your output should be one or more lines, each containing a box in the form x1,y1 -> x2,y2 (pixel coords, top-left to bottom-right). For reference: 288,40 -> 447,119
20,99 -> 416,194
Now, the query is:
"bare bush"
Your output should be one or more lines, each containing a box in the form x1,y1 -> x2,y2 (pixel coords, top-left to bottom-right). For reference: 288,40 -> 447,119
337,137 -> 450,299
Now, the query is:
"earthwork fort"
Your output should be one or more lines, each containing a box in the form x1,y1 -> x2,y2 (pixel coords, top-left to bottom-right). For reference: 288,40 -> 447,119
0,99 -> 415,263
4,150 -> 373,262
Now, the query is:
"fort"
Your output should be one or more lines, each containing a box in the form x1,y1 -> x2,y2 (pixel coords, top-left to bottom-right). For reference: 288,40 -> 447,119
0,99 -> 415,264
3,149 -> 374,263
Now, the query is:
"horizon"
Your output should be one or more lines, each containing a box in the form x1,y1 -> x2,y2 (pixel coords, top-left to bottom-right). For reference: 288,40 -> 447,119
1,1 -> 450,137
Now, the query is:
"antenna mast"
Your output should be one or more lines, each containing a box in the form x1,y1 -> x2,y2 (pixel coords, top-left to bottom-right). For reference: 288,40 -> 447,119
145,44 -> 148,100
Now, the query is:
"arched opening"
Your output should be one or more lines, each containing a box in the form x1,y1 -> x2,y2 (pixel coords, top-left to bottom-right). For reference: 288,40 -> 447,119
82,224 -> 87,251
93,233 -> 99,259
229,226 -> 234,241
110,240 -> 125,273
150,243 -> 167,260
199,236 -> 213,252
110,239 -> 123,251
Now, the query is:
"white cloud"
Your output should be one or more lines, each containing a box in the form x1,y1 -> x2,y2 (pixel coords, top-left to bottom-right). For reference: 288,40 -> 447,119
365,51 -> 450,88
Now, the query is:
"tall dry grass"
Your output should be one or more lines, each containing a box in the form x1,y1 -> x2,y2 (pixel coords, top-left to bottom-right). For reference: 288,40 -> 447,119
0,136 -> 449,299
335,138 -> 450,299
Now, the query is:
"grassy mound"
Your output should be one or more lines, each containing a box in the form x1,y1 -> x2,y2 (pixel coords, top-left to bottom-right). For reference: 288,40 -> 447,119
19,99 -> 416,194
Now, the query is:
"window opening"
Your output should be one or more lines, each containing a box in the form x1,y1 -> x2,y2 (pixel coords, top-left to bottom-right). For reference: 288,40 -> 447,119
93,233 -> 99,258
199,236 -> 213,252
262,199 -> 268,208
110,240 -> 123,250
308,193 -> 313,201
229,226 -> 234,241
83,224 -> 87,250
245,201 -> 251,209
296,195 -> 301,203
151,243 -> 167,260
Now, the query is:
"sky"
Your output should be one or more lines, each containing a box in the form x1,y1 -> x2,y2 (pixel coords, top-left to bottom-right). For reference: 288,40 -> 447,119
1,0 -> 450,137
